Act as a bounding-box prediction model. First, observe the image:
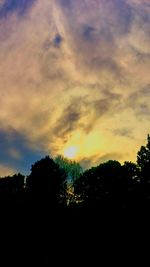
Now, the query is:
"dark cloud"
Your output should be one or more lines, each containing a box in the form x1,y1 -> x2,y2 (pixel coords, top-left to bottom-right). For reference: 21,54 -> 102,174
113,128 -> 133,139
111,0 -> 133,35
53,34 -> 63,48
57,0 -> 134,78
130,47 -> 150,61
132,1 -> 150,25
91,90 -> 122,118
80,152 -> 124,169
97,152 -> 124,164
92,99 -> 110,117
137,104 -> 150,117
53,88 -> 122,141
137,85 -> 150,97
127,85 -> 150,117
91,58 -> 123,78
79,155 -> 98,170
59,0 -> 133,35
0,0 -> 36,18
58,0 -> 72,9
53,98 -> 87,139
92,58 -> 114,70
83,26 -> 96,41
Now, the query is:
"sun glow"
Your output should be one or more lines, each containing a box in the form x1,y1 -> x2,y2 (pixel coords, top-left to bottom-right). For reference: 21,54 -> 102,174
63,146 -> 78,159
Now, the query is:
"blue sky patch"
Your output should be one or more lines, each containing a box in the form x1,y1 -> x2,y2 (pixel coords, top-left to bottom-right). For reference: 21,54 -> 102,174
0,129 -> 45,175
0,0 -> 36,18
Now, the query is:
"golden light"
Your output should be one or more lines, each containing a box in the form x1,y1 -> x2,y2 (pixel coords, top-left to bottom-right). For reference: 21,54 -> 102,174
63,146 -> 78,159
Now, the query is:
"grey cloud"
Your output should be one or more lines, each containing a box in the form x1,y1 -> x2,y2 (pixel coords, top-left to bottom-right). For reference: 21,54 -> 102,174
128,85 -> 150,105
82,25 -> 97,41
79,155 -> 98,170
53,34 -> 63,48
130,46 -> 150,61
59,0 -> 133,35
90,57 -> 123,78
97,152 -> 124,164
53,88 -> 122,138
78,90 -> 122,134
53,98 -> 87,139
57,0 -> 134,77
80,152 -> 124,170
127,85 -> 150,118
112,0 -> 133,35
58,0 -> 72,9
91,90 -> 122,117
92,99 -> 110,117
113,128 -> 133,138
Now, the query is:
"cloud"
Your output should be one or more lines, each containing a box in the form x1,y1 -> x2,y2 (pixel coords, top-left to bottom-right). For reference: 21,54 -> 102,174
53,99 -> 84,139
0,0 -> 149,174
0,0 -> 5,8
127,85 -> 150,118
80,152 -> 124,169
113,128 -> 134,139
97,152 -> 125,164
79,155 -> 98,170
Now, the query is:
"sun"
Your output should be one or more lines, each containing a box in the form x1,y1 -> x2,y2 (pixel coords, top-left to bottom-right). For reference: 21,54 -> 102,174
63,146 -> 78,159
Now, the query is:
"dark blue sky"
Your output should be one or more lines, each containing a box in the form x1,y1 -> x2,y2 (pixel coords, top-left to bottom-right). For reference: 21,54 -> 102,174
0,129 -> 45,175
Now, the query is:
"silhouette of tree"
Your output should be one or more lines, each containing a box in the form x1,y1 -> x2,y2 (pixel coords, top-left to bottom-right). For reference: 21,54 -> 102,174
137,134 -> 150,183
0,173 -> 25,210
122,161 -> 139,181
120,162 -> 140,208
74,160 -> 123,208
137,135 -> 150,205
26,156 -> 67,209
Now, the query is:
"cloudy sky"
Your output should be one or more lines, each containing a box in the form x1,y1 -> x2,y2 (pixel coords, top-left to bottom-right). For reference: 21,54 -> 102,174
0,0 -> 149,175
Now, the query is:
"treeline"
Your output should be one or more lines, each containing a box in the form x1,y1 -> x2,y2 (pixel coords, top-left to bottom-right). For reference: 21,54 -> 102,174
0,134 -> 150,212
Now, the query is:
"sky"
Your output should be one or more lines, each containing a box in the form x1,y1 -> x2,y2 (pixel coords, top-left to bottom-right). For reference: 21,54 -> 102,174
0,0 -> 150,176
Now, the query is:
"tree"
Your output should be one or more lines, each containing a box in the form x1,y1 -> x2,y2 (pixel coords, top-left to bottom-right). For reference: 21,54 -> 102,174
26,156 -> 67,208
121,162 -> 140,208
122,162 -> 139,181
137,135 -> 150,204
55,155 -> 82,183
74,160 -> 122,208
55,156 -> 83,206
137,134 -> 150,183
0,173 -> 25,209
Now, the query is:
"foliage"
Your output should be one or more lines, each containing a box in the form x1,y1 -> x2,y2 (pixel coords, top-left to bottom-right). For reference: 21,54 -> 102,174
26,156 -> 67,207
137,134 -> 150,183
55,155 -> 82,183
